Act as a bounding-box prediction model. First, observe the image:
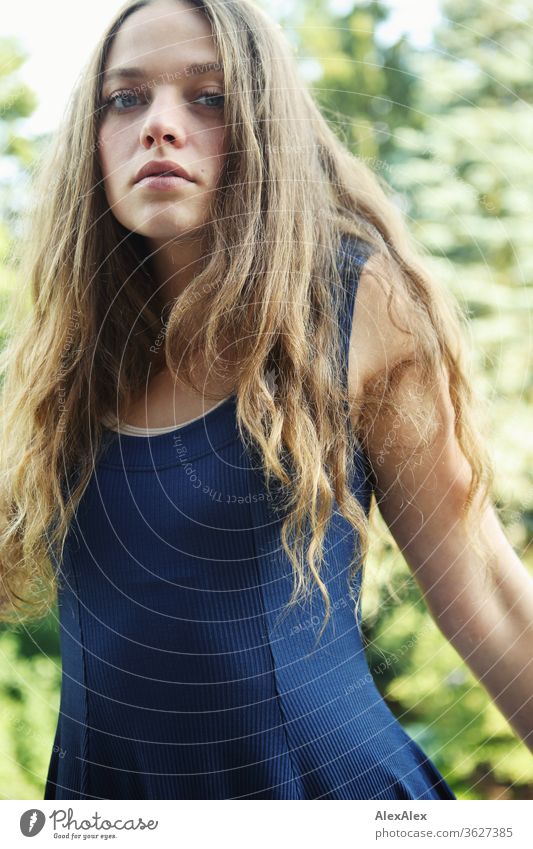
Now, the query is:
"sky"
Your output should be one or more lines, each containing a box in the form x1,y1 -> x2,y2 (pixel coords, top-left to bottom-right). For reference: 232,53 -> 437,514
3,0 -> 442,138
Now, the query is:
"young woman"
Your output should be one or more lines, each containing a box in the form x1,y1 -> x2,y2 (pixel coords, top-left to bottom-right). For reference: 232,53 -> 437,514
0,0 -> 532,801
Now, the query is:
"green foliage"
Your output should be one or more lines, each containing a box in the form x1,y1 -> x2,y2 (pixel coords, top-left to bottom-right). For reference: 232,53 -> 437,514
0,629 -> 61,799
0,38 -> 38,165
294,1 -> 424,162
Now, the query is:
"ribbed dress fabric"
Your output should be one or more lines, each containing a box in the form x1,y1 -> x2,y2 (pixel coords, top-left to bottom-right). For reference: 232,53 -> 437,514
44,235 -> 456,800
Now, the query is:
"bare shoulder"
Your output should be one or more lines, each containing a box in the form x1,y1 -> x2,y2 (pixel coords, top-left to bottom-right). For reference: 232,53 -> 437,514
346,250 -> 417,411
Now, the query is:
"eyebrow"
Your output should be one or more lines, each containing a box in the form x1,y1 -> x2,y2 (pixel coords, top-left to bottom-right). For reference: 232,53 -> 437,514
102,63 -> 224,83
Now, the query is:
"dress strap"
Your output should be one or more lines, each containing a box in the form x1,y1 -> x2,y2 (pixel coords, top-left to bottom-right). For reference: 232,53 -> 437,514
336,234 -> 374,394
335,234 -> 378,497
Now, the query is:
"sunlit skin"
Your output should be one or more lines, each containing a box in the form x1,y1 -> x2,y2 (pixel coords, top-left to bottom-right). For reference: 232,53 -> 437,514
97,0 -> 228,305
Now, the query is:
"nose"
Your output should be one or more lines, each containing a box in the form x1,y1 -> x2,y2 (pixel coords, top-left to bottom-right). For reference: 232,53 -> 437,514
140,89 -> 187,148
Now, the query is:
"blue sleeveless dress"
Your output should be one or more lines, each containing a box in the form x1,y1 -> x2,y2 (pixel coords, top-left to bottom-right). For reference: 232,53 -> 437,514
44,236 -> 456,800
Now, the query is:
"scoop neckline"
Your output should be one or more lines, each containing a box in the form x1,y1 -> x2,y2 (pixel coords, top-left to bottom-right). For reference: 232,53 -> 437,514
101,393 -> 235,438
97,392 -> 241,470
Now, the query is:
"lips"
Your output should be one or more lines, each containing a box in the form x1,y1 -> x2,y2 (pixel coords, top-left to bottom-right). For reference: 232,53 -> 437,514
134,159 -> 194,183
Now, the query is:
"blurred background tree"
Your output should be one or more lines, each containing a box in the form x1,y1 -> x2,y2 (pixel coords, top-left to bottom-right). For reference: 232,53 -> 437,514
0,36 -> 39,334
0,1 -> 532,800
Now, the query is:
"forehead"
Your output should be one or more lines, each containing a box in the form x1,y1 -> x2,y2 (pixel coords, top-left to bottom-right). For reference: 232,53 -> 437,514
104,1 -> 218,73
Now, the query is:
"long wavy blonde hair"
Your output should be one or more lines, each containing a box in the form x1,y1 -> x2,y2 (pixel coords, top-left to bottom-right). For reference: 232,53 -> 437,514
0,0 -> 495,642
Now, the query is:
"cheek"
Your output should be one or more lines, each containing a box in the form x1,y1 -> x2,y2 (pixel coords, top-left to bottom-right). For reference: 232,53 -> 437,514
201,120 -> 227,154
207,129 -> 229,174
97,130 -> 110,180
97,130 -> 122,197
217,127 -> 229,157
96,148 -> 116,208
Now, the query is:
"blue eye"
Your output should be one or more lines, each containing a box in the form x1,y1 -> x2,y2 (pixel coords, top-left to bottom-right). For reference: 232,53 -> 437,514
101,89 -> 143,112
194,89 -> 225,109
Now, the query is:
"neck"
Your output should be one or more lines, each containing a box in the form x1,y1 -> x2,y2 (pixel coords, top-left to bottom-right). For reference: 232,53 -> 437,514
146,233 -> 208,307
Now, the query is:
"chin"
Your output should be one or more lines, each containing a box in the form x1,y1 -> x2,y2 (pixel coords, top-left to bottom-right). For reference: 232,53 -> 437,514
125,214 -> 206,241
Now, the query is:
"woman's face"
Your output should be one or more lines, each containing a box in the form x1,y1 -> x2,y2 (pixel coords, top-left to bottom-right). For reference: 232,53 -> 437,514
97,0 -> 228,244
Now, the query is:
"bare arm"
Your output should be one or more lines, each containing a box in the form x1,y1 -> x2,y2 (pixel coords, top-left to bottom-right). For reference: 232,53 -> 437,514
348,254 -> 533,752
